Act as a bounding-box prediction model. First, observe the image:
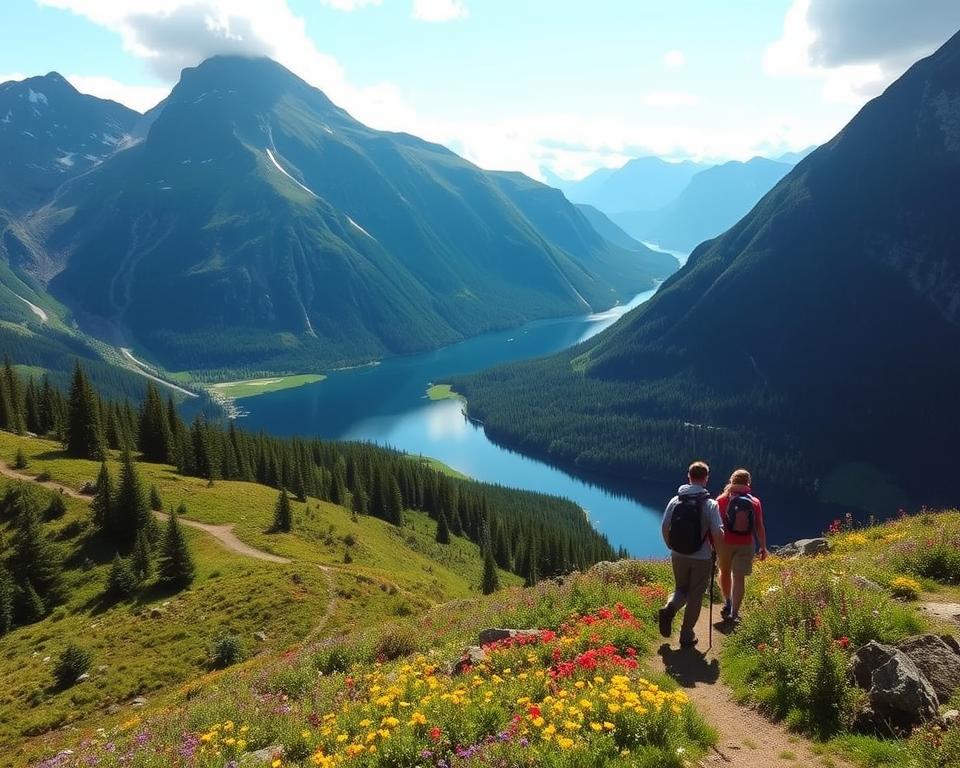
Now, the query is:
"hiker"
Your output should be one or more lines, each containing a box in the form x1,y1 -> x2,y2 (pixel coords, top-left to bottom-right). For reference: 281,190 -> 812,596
659,460 -> 723,647
716,468 -> 768,626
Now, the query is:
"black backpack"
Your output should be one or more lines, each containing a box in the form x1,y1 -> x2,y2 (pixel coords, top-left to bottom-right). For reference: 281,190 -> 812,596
725,494 -> 755,536
668,494 -> 707,554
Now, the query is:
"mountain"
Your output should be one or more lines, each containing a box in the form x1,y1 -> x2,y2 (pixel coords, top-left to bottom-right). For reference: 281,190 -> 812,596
575,203 -> 651,252
612,157 -> 794,252
775,145 -> 817,165
561,157 -> 710,214
12,56 -> 673,374
0,73 -> 138,213
450,31 -> 960,502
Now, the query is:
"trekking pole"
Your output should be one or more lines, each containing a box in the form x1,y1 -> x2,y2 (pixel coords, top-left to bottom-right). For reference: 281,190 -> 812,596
708,551 -> 716,652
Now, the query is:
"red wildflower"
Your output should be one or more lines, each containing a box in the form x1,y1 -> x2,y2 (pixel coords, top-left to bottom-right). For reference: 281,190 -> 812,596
429,727 -> 442,742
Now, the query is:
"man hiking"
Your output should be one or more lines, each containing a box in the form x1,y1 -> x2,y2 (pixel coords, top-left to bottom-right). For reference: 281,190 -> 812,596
659,460 -> 723,647
716,468 -> 768,626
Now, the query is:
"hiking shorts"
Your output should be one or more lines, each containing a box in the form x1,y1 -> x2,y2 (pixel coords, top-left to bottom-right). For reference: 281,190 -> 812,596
718,541 -> 755,577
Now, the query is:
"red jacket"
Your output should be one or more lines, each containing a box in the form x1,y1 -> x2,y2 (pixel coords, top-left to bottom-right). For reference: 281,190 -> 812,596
717,484 -> 763,547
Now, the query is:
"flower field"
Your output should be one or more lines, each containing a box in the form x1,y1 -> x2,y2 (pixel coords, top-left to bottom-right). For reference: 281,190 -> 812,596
31,569 -> 714,768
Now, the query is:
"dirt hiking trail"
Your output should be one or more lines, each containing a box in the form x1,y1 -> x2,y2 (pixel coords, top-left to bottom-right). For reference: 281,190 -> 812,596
651,610 -> 853,768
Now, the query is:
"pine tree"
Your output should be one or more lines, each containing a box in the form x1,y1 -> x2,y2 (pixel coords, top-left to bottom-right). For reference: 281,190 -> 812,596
139,382 -> 172,463
20,578 -> 46,622
149,485 -> 162,511
436,510 -> 451,544
132,529 -> 152,580
2,359 -> 26,434
44,493 -> 67,521
13,447 -> 28,469
0,562 -> 13,635
11,497 -> 64,609
107,553 -> 137,598
65,361 -> 104,459
91,462 -> 114,534
273,488 -> 292,532
115,449 -> 150,546
523,534 -> 539,587
157,504 -> 195,589
481,525 -> 500,595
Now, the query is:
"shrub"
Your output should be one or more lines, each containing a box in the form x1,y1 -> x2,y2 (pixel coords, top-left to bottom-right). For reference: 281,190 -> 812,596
107,554 -> 138,598
889,576 -> 921,600
887,513 -> 960,583
54,644 -> 90,688
375,623 -> 422,660
12,447 -> 28,469
210,633 -> 245,669
43,494 -> 67,520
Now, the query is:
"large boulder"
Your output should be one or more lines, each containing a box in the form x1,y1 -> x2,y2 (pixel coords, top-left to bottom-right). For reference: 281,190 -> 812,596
775,538 -> 831,558
897,634 -> 960,703
848,641 -> 940,734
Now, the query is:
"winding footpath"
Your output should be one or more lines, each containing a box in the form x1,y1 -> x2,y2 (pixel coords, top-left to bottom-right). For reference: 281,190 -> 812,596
651,611 -> 853,768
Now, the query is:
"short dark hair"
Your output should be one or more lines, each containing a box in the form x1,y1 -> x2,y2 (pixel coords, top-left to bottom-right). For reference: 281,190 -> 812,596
688,461 -> 710,482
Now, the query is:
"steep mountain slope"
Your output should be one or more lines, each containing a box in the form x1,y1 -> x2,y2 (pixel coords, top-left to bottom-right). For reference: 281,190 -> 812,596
0,73 -> 137,213
452,31 -> 960,500
613,157 -> 794,251
22,56 -> 669,373
575,203 -> 650,252
561,157 -> 710,214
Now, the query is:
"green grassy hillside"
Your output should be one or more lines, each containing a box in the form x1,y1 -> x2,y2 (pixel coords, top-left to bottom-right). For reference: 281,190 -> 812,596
0,431 -> 522,764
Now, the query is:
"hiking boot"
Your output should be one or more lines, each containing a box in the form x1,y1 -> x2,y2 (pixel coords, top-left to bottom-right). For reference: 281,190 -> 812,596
729,614 -> 743,629
679,635 -> 699,648
720,598 -> 732,621
658,606 -> 674,638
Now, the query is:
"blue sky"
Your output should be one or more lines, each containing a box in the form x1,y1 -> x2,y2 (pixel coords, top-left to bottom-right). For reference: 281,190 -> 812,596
3,0 -> 958,178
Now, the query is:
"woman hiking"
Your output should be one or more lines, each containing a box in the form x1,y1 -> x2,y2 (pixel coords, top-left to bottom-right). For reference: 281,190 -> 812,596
716,468 -> 768,626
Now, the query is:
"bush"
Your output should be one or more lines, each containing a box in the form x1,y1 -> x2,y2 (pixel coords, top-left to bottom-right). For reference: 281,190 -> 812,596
13,447 -> 28,469
210,633 -> 245,669
54,644 -> 90,688
375,624 -> 422,660
43,494 -> 67,521
107,554 -> 138,599
888,513 -> 960,583
889,576 -> 921,600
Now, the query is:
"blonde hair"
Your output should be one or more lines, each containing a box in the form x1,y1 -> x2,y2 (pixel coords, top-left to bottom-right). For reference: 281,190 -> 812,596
722,468 -> 752,497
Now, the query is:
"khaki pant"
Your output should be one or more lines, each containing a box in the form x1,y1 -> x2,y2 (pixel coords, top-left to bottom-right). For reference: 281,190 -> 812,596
666,554 -> 713,643
717,540 -> 755,576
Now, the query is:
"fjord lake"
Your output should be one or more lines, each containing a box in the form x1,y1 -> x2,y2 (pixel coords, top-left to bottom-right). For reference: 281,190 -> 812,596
235,289 -> 676,557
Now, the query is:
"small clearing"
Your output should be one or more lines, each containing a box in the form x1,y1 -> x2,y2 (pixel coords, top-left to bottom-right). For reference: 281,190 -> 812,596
208,373 -> 325,400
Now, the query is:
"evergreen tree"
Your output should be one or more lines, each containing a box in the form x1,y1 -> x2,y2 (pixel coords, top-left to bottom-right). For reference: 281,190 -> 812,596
0,563 -> 13,635
20,578 -> 46,623
149,484 -> 162,511
91,462 -> 114,534
132,529 -> 152,580
436,510 -> 451,544
138,382 -> 172,463
65,361 -> 104,459
2,358 -> 25,434
157,504 -> 195,589
481,525 -> 500,595
107,553 -> 137,598
115,449 -> 150,546
44,493 -> 67,521
11,497 -> 64,610
13,447 -> 28,469
523,534 -> 539,587
273,488 -> 292,532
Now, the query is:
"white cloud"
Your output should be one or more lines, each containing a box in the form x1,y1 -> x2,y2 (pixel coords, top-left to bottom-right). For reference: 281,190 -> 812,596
641,90 -> 698,108
663,50 -> 685,69
0,72 -> 28,84
765,0 -> 959,106
66,74 -> 170,112
412,0 -> 468,23
36,0 -> 415,130
320,0 -> 381,10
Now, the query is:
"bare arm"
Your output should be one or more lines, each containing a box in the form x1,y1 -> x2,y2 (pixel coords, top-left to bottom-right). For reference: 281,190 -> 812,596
755,500 -> 768,559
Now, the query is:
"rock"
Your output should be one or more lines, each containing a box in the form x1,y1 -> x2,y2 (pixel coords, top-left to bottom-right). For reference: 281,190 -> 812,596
131,696 -> 148,707
106,704 -> 121,715
849,641 -> 896,690
776,538 -> 831,558
942,634 -> 960,655
149,607 -> 164,618
240,746 -> 283,766
849,641 -> 940,734
76,672 -> 90,682
97,665 -> 108,673
942,709 -> 959,728
852,575 -> 883,592
897,634 -> 960,703
477,628 -> 541,646
254,631 -> 268,642
452,645 -> 486,675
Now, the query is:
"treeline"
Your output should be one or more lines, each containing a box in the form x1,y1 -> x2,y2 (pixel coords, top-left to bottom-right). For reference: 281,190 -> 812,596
2,360 -> 619,589
449,354 -> 817,496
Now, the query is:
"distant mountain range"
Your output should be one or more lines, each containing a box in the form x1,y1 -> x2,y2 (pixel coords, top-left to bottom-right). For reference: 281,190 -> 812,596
0,57 -> 676,376
612,157 -> 795,252
552,147 -> 815,254
451,31 -> 960,503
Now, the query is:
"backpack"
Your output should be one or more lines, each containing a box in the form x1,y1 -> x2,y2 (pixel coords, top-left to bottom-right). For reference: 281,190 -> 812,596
725,494 -> 755,536
668,494 -> 707,554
